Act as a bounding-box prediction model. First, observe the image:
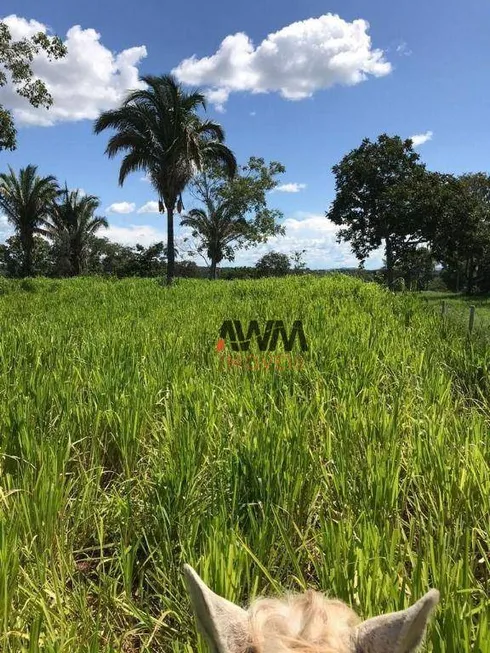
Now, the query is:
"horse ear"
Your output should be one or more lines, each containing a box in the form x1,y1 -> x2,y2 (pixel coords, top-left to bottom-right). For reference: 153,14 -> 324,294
356,589 -> 439,653
183,564 -> 251,653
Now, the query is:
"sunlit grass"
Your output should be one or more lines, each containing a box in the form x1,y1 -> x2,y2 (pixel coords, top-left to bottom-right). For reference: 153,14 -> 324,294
423,291 -> 490,337
0,275 -> 488,652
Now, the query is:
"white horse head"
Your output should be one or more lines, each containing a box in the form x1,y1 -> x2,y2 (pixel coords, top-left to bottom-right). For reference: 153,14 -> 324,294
184,564 -> 439,653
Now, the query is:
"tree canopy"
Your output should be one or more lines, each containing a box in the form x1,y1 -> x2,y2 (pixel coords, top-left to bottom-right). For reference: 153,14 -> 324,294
428,172 -> 490,293
255,251 -> 291,277
184,157 -> 285,278
0,21 -> 67,150
0,164 -> 59,276
44,187 -> 108,276
327,134 -> 428,287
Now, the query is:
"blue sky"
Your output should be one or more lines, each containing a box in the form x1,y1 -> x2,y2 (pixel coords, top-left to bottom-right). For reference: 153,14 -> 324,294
0,0 -> 489,269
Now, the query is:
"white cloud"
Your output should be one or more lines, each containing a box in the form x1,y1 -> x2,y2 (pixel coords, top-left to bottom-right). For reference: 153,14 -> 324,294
173,14 -> 391,110
409,130 -> 433,147
205,87 -> 229,113
137,201 -> 160,214
103,224 -> 193,254
228,213 -> 384,269
103,224 -> 166,247
97,214 -> 384,269
0,14 -> 147,126
140,173 -> 151,183
273,183 -> 307,193
396,42 -> 412,56
0,215 -> 14,242
106,202 -> 136,214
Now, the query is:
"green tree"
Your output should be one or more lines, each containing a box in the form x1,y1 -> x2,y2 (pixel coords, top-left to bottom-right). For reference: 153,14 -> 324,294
0,233 -> 54,277
184,157 -> 285,279
132,242 -> 166,277
327,134 -> 427,288
0,21 -> 67,150
255,251 -> 291,277
93,74 -> 237,285
0,164 -> 58,276
430,173 -> 490,294
131,242 -> 179,277
393,247 -> 435,290
86,237 -> 136,276
83,237 -> 184,278
44,187 -> 108,275
290,249 -> 307,273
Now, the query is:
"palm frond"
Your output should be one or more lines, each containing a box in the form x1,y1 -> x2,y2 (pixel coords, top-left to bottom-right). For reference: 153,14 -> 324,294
93,73 -> 236,282
202,142 -> 237,178
197,120 -> 226,142
118,151 -> 154,187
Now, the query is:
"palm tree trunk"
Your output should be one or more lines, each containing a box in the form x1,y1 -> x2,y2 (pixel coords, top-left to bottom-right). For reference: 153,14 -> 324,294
166,204 -> 175,286
71,251 -> 82,276
210,258 -> 217,280
22,233 -> 34,278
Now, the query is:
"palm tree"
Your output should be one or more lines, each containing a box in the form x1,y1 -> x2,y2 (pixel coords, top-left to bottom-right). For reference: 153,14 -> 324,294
0,165 -> 58,277
43,186 -> 108,275
182,202 -> 248,279
93,74 -> 237,285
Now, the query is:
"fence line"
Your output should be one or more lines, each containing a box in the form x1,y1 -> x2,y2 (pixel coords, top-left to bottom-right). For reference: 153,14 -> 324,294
439,300 -> 477,335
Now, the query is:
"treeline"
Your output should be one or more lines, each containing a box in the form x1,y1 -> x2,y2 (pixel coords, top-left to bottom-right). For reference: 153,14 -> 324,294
0,235 -> 307,281
0,166 -> 200,279
1,73 -> 289,284
0,151 -> 290,280
328,134 -> 490,294
1,71 -> 489,291
0,155 -> 287,281
0,233 -> 200,279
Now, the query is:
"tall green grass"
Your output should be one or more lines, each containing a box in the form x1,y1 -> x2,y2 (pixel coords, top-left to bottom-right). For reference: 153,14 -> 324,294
0,275 -> 488,652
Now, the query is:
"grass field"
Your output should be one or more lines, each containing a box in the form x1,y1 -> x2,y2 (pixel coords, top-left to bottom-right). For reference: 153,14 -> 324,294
0,275 -> 488,652
423,291 -> 490,336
